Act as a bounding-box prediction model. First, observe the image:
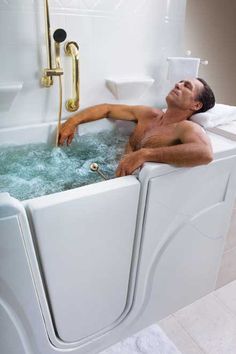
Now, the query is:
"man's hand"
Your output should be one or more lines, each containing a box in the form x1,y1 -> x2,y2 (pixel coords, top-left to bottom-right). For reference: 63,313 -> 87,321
116,149 -> 146,177
58,118 -> 77,146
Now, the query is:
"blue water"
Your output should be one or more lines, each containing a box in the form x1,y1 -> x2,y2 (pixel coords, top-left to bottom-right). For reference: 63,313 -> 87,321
0,129 -> 129,201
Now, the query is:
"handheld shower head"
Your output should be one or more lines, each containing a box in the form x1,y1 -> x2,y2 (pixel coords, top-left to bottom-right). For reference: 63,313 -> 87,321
53,28 -> 67,43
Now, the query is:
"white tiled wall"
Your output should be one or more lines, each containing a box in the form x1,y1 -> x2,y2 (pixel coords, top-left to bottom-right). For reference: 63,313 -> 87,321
0,0 -> 186,128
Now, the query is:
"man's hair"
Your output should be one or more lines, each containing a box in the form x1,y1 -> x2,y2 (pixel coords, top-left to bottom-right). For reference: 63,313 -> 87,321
194,78 -> 215,114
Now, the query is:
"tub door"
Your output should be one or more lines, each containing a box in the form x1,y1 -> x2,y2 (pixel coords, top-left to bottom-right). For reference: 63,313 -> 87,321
26,176 -> 140,343
135,155 -> 236,322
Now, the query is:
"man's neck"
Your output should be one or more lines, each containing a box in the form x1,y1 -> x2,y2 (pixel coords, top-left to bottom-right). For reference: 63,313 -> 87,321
161,107 -> 193,125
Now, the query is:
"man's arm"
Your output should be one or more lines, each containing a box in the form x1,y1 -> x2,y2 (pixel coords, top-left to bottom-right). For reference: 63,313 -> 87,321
58,103 -> 154,146
116,122 -> 213,176
58,103 -> 134,145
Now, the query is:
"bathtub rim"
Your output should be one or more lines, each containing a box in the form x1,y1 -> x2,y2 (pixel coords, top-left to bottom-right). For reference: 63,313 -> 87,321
0,118 -> 120,147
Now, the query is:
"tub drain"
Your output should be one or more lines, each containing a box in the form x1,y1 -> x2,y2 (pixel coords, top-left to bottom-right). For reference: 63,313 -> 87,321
90,163 -> 108,180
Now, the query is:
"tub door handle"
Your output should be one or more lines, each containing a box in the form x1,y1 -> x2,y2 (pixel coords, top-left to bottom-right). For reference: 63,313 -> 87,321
65,41 -> 80,112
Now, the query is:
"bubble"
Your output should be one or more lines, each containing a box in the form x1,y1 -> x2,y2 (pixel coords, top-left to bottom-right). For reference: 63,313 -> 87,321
0,128 -> 129,200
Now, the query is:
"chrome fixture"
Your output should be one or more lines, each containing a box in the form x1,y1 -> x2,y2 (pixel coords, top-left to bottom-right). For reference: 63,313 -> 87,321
167,56 -> 209,66
90,163 -> 108,180
65,41 -> 80,112
185,50 -> 209,65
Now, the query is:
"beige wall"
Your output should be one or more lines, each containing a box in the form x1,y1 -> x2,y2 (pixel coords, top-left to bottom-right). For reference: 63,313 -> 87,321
185,0 -> 236,105
185,0 -> 236,288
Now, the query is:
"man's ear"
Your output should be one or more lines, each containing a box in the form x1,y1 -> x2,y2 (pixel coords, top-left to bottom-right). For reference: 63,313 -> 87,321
192,100 -> 203,112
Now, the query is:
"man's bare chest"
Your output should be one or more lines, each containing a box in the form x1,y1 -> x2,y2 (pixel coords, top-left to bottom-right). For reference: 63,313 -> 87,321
129,120 -> 180,150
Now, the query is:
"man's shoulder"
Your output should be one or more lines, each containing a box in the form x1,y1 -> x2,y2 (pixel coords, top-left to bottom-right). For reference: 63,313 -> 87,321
177,119 -> 205,133
177,120 -> 210,145
134,106 -> 163,120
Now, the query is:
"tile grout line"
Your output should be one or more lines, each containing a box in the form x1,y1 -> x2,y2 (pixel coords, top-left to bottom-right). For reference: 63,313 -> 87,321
170,314 -> 207,354
213,291 -> 236,320
223,244 -> 236,254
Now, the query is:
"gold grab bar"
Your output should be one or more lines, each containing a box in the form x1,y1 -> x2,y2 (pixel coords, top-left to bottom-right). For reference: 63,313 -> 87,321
65,41 -> 80,112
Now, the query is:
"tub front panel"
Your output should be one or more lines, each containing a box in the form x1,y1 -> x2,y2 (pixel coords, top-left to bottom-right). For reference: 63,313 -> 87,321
134,155 -> 236,323
26,177 -> 140,343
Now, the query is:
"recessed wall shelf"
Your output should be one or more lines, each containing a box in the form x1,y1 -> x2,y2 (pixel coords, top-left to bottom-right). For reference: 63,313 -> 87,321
106,77 -> 155,100
0,82 -> 23,112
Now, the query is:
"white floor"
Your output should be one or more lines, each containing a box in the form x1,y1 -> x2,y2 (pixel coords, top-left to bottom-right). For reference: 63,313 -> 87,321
159,280 -> 236,354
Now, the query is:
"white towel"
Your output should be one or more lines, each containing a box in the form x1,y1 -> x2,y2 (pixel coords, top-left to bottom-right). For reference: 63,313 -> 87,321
190,103 -> 236,128
167,57 -> 200,83
99,324 -> 182,354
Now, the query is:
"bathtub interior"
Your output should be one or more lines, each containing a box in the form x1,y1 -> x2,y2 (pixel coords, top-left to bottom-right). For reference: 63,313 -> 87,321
0,118 -> 137,201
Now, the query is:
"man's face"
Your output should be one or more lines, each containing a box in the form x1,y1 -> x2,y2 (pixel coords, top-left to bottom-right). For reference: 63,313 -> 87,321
166,78 -> 204,111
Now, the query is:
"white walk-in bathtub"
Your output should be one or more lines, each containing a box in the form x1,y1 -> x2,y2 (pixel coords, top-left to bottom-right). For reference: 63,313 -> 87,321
1,119 -> 236,354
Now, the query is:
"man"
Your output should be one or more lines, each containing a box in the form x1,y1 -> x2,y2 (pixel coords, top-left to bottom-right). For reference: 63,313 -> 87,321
58,77 -> 215,177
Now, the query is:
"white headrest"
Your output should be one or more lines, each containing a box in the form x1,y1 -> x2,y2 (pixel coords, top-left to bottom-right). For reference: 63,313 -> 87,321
190,104 -> 236,128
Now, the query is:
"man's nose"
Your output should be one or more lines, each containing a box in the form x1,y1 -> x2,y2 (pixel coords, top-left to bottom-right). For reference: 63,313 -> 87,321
175,82 -> 181,89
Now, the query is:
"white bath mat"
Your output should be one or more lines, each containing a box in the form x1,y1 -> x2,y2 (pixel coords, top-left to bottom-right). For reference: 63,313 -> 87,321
99,323 -> 182,354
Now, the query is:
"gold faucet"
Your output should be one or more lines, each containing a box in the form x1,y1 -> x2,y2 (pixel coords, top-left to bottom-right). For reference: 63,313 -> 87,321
41,0 -> 63,86
41,0 -> 80,110
41,27 -> 67,146
41,28 -> 66,87
41,0 -> 80,146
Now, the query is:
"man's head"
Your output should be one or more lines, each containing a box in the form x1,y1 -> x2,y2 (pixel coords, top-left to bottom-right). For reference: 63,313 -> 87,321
194,77 -> 215,113
166,77 -> 215,115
